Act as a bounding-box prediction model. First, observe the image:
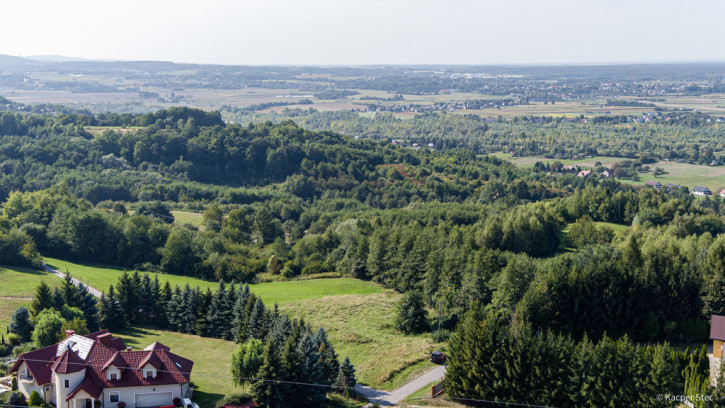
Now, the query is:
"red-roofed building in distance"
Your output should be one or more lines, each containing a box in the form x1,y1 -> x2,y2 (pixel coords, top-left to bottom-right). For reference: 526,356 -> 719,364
10,330 -> 194,408
711,315 -> 725,358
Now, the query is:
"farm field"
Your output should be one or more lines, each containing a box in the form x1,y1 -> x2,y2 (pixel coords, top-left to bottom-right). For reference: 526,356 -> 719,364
621,161 -> 725,192
0,266 -> 62,333
492,153 -> 625,168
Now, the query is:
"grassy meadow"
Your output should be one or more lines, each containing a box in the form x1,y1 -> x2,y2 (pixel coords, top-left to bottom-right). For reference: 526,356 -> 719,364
40,257 -> 442,393
171,210 -> 204,229
0,266 -> 62,333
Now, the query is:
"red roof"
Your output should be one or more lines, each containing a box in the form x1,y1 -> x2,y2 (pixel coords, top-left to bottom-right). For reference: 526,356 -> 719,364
51,349 -> 86,374
10,330 -> 193,390
711,315 -> 725,340
67,375 -> 102,400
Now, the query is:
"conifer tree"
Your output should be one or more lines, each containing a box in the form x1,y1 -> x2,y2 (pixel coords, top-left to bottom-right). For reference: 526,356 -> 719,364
166,286 -> 182,331
247,297 -> 267,340
76,283 -> 99,332
296,331 -> 326,406
157,280 -> 172,329
221,284 -> 237,340
232,284 -> 251,343
30,281 -> 53,317
206,282 -> 227,338
251,339 -> 286,408
335,357 -> 356,397
9,307 -> 33,342
52,287 -> 65,310
315,327 -> 339,385
196,288 -> 212,336
61,273 -> 79,307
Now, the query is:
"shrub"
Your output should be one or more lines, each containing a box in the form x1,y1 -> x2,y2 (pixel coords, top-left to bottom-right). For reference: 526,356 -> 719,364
6,333 -> 21,346
6,391 -> 26,406
28,391 -> 43,407
219,393 -> 253,405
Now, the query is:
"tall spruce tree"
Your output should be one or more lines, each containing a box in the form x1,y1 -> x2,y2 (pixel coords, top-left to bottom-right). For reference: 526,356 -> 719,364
296,330 -> 327,406
196,288 -> 212,336
61,273 -> 79,307
52,287 -> 65,310
76,283 -> 99,332
247,297 -> 267,340
166,286 -> 183,331
9,307 -> 33,342
206,282 -> 227,338
251,339 -> 286,408
30,281 -> 54,317
157,279 -> 172,329
335,357 -> 356,397
232,284 -> 251,343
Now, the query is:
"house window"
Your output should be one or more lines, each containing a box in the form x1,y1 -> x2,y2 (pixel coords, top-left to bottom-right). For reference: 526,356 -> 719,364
25,367 -> 33,380
145,369 -> 154,379
109,392 -> 120,403
109,371 -> 119,381
64,379 -> 70,388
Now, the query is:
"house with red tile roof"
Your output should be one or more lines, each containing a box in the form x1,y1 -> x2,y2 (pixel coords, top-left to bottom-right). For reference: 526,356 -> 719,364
10,329 -> 193,408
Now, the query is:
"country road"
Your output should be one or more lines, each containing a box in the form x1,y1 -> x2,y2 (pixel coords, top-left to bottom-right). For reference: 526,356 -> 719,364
355,364 -> 446,406
42,264 -> 103,298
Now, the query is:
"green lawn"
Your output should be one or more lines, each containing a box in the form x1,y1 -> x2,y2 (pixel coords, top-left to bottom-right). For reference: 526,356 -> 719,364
0,265 -> 62,333
171,211 -> 204,229
117,327 -> 238,408
559,221 -> 629,253
41,257 -> 440,392
43,256 -> 383,304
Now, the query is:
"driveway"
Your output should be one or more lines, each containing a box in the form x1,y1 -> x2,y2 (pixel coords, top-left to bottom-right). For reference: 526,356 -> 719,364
355,365 -> 446,406
42,264 -> 103,298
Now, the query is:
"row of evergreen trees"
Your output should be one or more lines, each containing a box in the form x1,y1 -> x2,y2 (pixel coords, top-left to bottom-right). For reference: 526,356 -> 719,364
97,271 -> 280,343
30,274 -> 98,332
232,318 -> 357,407
94,271 -> 354,406
446,304 -> 710,408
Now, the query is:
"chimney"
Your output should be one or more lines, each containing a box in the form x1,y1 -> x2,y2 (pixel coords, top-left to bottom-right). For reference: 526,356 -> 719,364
127,347 -> 132,352
97,332 -> 113,346
65,330 -> 75,339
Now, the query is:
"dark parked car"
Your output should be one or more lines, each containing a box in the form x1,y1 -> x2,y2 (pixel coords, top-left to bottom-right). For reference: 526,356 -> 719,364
430,351 -> 446,364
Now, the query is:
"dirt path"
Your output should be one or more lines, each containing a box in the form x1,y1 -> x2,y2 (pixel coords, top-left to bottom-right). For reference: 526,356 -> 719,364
355,365 -> 446,406
42,264 -> 103,298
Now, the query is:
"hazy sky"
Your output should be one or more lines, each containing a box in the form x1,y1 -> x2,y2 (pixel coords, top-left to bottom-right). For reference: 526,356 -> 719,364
1,0 -> 724,65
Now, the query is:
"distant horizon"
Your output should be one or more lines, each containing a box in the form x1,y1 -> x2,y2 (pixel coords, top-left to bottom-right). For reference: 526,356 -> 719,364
9,53 -> 725,69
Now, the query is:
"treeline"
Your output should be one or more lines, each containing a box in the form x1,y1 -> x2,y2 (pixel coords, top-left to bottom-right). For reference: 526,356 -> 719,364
230,109 -> 725,164
446,306 -> 710,408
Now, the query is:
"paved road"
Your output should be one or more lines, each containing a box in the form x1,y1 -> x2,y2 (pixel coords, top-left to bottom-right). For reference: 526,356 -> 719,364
355,365 -> 446,406
42,264 -> 103,298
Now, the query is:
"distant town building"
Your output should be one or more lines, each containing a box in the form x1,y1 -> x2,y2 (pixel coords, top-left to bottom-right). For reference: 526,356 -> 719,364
577,170 -> 592,177
692,186 -> 712,196
665,183 -> 681,190
645,180 -> 662,190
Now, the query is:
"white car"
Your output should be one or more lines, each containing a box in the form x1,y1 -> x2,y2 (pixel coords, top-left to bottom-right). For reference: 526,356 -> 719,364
183,398 -> 200,408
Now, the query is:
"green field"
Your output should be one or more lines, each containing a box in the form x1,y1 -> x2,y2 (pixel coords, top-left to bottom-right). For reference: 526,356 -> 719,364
43,256 -> 383,304
559,221 -> 629,252
117,327 -> 239,408
283,291 -> 444,390
0,266 -> 62,333
39,257 -> 440,393
171,210 -> 204,229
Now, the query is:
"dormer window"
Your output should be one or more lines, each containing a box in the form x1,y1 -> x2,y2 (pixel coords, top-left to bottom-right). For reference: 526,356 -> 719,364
108,371 -> 119,381
144,369 -> 155,379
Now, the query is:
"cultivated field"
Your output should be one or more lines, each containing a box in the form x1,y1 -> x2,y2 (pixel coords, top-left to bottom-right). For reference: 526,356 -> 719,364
0,266 -> 62,333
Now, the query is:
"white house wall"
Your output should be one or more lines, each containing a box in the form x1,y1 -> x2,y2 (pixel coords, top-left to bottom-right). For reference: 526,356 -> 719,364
16,362 -> 46,402
53,369 -> 87,408
103,383 -> 183,408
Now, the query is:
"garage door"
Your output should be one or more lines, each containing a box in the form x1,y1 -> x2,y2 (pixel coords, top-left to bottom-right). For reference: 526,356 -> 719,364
135,392 -> 173,408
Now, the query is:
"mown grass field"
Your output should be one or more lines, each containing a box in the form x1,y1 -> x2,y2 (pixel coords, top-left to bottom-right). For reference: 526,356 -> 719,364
43,256 -> 383,304
559,221 -> 629,252
171,210 -> 204,229
0,266 -> 62,333
39,257 -> 442,394
117,327 -> 239,408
